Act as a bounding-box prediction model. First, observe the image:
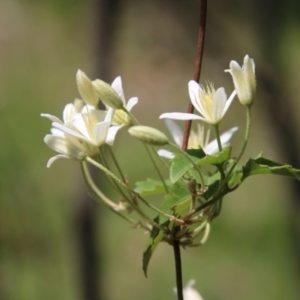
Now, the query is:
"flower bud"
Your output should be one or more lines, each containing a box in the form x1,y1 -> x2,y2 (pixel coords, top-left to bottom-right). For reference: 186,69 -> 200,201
226,55 -> 256,106
93,79 -> 123,109
76,70 -> 99,107
128,126 -> 169,146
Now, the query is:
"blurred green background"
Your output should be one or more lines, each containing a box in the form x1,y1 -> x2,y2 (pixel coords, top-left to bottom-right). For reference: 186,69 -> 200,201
2,0 -> 300,299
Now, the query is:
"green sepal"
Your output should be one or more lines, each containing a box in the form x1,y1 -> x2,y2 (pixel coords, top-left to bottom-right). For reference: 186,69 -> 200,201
142,216 -> 170,277
242,153 -> 300,180
135,178 -> 169,197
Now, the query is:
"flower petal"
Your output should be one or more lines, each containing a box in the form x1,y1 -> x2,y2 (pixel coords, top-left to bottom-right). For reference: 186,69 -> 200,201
93,121 -> 111,146
126,97 -> 138,112
212,87 -> 227,124
157,149 -> 174,159
106,124 -> 124,145
222,90 -> 236,117
188,80 -> 202,113
111,76 -> 126,105
164,119 -> 183,147
159,112 -> 204,121
46,154 -> 72,168
41,113 -> 63,124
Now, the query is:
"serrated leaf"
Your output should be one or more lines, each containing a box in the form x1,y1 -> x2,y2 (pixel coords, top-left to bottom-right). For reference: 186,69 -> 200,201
135,178 -> 168,197
242,154 -> 300,180
143,216 -> 170,277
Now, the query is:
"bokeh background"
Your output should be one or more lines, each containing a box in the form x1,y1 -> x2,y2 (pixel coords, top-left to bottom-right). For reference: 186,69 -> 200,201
2,0 -> 300,299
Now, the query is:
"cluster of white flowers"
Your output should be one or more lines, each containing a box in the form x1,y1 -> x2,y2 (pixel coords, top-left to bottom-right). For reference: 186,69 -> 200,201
42,55 -> 255,166
41,71 -> 138,167
41,56 -> 257,300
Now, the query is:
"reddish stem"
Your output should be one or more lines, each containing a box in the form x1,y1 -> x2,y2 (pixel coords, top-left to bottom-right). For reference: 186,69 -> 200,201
181,0 -> 207,151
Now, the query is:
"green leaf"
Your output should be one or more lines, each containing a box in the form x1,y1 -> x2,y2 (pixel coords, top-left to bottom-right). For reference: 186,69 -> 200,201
170,147 -> 231,184
194,147 -> 231,166
242,153 -> 300,180
170,154 -> 195,183
142,216 -> 170,277
159,181 -> 191,215
185,148 -> 206,159
135,178 -> 168,197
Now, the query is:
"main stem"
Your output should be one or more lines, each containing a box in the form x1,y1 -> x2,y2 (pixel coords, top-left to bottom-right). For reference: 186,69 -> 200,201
174,1 -> 207,299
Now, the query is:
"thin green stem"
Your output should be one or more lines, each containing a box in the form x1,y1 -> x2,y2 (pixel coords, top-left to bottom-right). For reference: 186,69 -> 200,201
85,156 -> 184,226
80,162 -> 149,229
219,106 -> 252,192
143,143 -> 168,193
99,147 -> 132,204
214,124 -> 222,151
106,145 -> 127,183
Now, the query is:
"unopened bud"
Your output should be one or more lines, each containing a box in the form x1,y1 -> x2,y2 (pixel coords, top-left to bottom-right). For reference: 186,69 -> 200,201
76,70 -> 99,107
226,55 -> 256,106
128,126 -> 169,146
93,79 -> 123,109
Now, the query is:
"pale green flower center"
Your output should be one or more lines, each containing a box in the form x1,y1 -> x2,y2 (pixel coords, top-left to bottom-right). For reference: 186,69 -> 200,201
187,124 -> 210,149
113,109 -> 130,126
199,83 -> 215,120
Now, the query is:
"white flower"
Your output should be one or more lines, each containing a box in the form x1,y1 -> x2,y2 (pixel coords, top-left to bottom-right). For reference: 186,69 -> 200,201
160,81 -> 236,125
225,55 -> 256,106
158,120 -> 238,159
51,107 -> 116,147
104,76 -> 138,144
174,280 -> 204,300
41,101 -> 99,167
43,129 -> 98,167
183,280 -> 204,300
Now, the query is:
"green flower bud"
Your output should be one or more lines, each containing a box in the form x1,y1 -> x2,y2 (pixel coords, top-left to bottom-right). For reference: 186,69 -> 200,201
93,79 -> 123,109
76,70 -> 99,107
128,126 -> 169,146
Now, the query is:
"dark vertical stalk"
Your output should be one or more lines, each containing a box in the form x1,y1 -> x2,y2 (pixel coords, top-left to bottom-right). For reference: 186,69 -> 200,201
77,1 -> 121,300
174,1 -> 208,300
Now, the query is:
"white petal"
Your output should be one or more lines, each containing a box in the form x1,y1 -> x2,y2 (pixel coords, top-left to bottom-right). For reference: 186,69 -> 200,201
46,154 -> 71,168
205,126 -> 238,154
52,121 -> 89,143
106,124 -> 124,145
111,76 -> 126,105
126,97 -> 138,111
41,113 -> 63,124
44,134 -> 83,159
104,107 -> 115,122
165,119 -> 183,147
63,103 -> 77,123
159,112 -> 204,121
219,126 -> 238,145
188,81 -> 202,113
94,121 -> 111,146
157,149 -> 174,159
222,90 -> 236,116
212,87 -> 227,123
